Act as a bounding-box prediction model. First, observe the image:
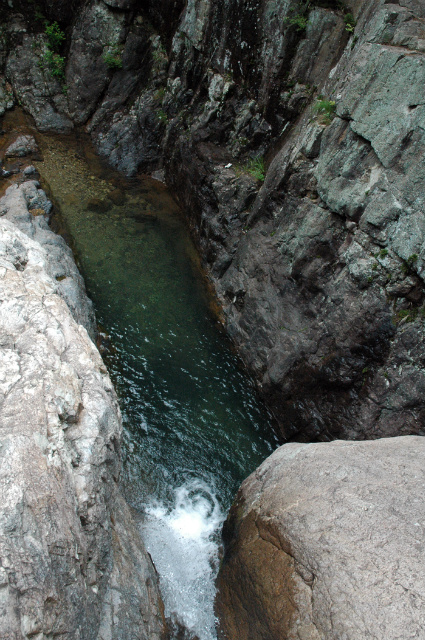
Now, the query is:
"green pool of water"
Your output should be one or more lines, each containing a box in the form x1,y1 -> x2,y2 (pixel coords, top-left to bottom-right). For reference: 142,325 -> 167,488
32,130 -> 276,508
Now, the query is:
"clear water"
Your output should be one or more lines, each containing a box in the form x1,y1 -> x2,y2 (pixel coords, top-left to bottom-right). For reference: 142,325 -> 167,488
28,127 -> 277,639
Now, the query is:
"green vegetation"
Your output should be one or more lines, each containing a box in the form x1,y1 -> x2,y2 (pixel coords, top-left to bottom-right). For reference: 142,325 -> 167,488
43,49 -> 66,80
103,45 -> 123,70
284,0 -> 311,31
394,308 -> 418,324
286,14 -> 309,31
40,21 -> 66,83
152,43 -> 167,64
154,87 -> 166,102
313,98 -> 336,124
378,249 -> 388,259
401,253 -> 418,274
45,21 -> 65,50
344,13 -> 356,32
157,109 -> 168,123
240,157 -> 266,182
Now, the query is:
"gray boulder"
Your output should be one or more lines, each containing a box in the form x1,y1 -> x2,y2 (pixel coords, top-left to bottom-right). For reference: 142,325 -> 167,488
216,436 -> 425,640
5,135 -> 39,158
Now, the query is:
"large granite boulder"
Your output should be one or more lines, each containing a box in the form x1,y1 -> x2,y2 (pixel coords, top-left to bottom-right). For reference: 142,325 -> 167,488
216,436 -> 425,640
0,183 -> 166,640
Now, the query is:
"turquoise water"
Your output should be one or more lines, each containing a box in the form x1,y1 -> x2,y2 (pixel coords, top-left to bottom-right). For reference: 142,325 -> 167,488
83,199 -> 276,507
34,131 -> 277,639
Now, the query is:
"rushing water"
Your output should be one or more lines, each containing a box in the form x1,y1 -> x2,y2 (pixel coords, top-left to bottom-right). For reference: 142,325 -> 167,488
2,114 -> 277,639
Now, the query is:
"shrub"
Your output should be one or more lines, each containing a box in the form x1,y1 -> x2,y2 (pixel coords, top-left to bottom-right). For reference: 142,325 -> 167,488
344,13 -> 356,33
313,98 -> 336,124
45,21 -> 65,51
242,157 -> 266,182
40,20 -> 66,83
42,49 -> 66,81
286,14 -> 309,31
103,46 -> 123,69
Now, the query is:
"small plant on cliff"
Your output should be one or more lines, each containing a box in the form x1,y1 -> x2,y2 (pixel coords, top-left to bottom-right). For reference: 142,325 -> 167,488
45,21 -> 65,50
286,14 -> 309,31
40,21 -> 66,83
240,157 -> 266,182
400,253 -> 418,274
103,45 -> 123,70
42,49 -> 66,81
157,109 -> 169,123
344,13 -> 356,33
313,98 -> 336,124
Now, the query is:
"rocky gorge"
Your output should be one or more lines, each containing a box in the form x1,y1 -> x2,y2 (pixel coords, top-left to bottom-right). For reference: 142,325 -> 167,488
1,0 -> 425,638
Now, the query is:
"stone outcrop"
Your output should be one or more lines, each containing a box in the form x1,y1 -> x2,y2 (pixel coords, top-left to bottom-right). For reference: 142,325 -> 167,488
0,182 -> 166,639
4,135 -> 39,158
216,436 -> 425,640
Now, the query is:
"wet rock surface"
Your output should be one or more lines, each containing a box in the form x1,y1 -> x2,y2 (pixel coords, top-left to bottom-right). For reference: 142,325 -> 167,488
5,134 -> 39,157
0,182 -> 166,640
216,436 -> 425,640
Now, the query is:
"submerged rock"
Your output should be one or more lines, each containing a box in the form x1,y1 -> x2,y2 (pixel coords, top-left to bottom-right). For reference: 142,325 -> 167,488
0,182 -> 166,639
216,436 -> 425,640
5,134 -> 39,158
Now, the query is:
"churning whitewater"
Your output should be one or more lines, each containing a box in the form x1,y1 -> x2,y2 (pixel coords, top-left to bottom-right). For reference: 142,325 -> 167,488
142,479 -> 224,640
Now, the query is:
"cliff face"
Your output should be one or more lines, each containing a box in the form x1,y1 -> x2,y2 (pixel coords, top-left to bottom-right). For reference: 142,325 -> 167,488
0,181 -> 166,639
2,0 -> 424,443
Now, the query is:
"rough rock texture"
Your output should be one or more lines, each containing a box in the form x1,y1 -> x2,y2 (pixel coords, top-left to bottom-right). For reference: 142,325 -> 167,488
161,0 -> 425,442
5,21 -> 73,133
0,181 -> 96,337
0,182 -> 166,640
2,0 -> 425,441
5,135 -> 39,158
216,436 -> 425,640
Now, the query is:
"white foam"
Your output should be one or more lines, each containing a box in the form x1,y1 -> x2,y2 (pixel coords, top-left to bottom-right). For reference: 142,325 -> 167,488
141,479 -> 224,640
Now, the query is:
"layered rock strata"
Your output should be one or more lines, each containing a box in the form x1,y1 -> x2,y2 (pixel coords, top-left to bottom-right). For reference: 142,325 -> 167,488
216,436 -> 425,640
0,182 -> 166,639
